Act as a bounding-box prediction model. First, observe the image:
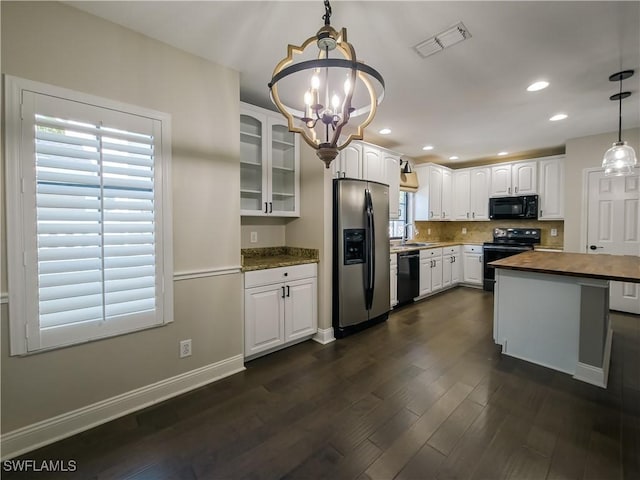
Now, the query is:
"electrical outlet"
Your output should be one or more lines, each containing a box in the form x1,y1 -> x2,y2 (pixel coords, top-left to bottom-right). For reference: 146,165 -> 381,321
250,231 -> 258,243
179,339 -> 192,358
550,228 -> 558,237
427,228 -> 431,235
462,228 -> 467,234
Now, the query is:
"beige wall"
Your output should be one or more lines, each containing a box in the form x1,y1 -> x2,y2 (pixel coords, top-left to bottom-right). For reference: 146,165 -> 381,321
285,145 -> 333,330
240,217 -> 286,248
564,127 -> 640,252
1,1 -> 242,432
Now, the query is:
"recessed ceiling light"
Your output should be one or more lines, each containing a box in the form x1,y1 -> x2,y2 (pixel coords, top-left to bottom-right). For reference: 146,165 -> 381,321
498,151 -> 509,156
549,113 -> 568,121
422,145 -> 434,151
449,155 -> 459,160
527,81 -> 549,92
379,128 -> 391,135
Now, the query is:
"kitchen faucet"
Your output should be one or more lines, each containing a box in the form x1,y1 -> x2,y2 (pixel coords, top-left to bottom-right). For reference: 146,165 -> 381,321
402,223 -> 418,243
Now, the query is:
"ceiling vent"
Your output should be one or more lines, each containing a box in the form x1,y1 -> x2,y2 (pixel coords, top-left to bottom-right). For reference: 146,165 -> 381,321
413,22 -> 472,59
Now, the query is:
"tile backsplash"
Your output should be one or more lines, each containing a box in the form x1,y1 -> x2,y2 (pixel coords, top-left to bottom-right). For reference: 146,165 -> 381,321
414,220 -> 564,248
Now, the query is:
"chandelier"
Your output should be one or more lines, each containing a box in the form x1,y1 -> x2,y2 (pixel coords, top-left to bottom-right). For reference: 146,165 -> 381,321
268,0 -> 385,168
602,70 -> 637,176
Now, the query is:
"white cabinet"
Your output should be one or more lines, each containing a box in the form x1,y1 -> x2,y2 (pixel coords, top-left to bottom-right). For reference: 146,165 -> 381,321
384,150 -> 401,219
419,248 -> 443,295
332,142 -> 363,179
390,253 -> 398,308
490,160 -> 537,197
240,103 -> 300,217
363,144 -> 386,184
453,167 -> 490,220
442,246 -> 461,288
244,263 -> 317,358
538,156 -> 565,220
462,245 -> 483,286
453,169 -> 471,220
441,168 -> 453,220
415,164 -> 452,221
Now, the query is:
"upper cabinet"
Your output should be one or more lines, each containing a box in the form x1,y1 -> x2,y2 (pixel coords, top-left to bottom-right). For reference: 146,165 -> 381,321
538,156 -> 565,220
240,103 -> 300,217
363,144 -> 386,184
332,141 -> 401,219
415,164 -> 453,221
332,142 -> 363,179
382,149 -> 401,219
452,167 -> 490,220
490,160 -> 537,197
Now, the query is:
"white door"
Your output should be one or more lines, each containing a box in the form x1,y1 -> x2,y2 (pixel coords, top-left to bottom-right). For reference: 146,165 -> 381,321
431,256 -> 443,292
512,161 -> 537,195
442,254 -> 452,288
453,169 -> 471,220
587,170 -> 640,313
429,166 -> 443,219
284,277 -> 317,342
363,144 -> 386,184
490,164 -> 512,196
244,284 -> 285,355
470,167 -> 491,220
441,168 -> 453,220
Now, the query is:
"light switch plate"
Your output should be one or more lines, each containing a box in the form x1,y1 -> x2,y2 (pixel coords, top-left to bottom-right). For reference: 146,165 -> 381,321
551,228 -> 558,237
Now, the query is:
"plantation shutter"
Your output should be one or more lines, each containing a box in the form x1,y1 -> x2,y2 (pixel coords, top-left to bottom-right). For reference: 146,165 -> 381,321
21,91 -> 166,351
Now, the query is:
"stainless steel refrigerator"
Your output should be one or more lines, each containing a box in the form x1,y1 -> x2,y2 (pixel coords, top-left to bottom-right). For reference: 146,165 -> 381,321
333,178 -> 390,338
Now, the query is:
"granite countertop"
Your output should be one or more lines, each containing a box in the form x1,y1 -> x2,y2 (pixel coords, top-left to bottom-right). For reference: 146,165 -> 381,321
242,247 -> 319,272
489,250 -> 640,283
390,241 -> 463,253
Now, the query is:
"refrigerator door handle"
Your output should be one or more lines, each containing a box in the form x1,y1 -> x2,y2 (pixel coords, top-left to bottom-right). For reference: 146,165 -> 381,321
364,189 -> 375,310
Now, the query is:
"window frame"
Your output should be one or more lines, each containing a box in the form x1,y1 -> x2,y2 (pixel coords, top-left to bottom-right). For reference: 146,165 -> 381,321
4,75 -> 174,355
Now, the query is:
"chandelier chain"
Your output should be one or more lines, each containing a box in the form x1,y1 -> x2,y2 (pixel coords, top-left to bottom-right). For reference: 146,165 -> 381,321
323,0 -> 332,25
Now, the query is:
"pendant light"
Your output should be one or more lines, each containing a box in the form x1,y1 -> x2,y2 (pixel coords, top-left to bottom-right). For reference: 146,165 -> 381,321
268,0 -> 385,169
602,70 -> 637,176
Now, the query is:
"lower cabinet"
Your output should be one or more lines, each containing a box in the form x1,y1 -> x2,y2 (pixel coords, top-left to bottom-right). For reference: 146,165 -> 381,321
419,248 -> 443,296
390,253 -> 398,308
244,263 -> 317,358
442,246 -> 461,288
462,244 -> 483,286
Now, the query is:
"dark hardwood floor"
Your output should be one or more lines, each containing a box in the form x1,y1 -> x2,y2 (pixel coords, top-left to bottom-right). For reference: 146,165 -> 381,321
4,287 -> 640,479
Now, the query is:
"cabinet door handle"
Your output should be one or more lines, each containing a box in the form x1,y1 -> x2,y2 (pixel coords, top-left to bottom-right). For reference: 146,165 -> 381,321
286,285 -> 290,297
472,212 -> 475,219
466,212 -> 469,218
269,202 -> 273,213
430,211 -> 433,218
442,211 -> 446,218
281,286 -> 285,298
540,210 -> 543,217
515,186 -> 518,193
508,187 -> 511,194
479,256 -> 483,263
264,202 -> 268,214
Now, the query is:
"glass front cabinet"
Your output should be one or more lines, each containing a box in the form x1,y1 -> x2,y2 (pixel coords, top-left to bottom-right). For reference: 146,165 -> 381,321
240,103 -> 300,217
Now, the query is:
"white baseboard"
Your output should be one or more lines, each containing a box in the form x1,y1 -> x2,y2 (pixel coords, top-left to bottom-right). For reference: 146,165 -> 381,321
312,327 -> 335,345
1,355 -> 245,460
573,326 -> 613,389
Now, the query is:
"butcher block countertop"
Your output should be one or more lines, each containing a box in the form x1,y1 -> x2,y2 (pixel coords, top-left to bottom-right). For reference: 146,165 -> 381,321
489,250 -> 640,283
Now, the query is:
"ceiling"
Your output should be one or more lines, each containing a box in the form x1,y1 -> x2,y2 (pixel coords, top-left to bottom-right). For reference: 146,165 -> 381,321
66,1 -> 640,166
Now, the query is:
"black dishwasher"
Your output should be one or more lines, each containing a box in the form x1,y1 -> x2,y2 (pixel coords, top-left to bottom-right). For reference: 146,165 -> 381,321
397,251 -> 420,306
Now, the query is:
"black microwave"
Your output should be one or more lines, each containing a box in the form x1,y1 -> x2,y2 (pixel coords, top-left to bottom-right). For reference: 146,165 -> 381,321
489,195 -> 538,219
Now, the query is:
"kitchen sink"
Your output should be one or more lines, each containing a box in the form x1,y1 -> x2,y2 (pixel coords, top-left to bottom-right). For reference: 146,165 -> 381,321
401,242 -> 436,247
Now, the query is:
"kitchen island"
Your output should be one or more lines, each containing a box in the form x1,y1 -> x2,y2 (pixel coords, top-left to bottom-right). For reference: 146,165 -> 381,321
490,251 -> 640,388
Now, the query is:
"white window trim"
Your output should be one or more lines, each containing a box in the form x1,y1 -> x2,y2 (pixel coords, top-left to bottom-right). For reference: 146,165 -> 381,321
4,75 -> 173,355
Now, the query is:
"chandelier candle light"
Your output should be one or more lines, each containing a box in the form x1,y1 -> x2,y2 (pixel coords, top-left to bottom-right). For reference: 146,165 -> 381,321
602,69 -> 637,176
268,0 -> 385,168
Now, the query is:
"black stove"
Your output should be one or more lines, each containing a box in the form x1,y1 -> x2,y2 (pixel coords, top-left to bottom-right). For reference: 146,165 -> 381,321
483,228 -> 541,291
